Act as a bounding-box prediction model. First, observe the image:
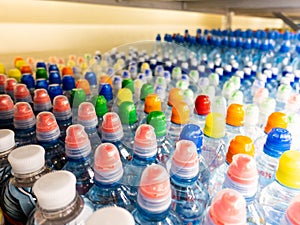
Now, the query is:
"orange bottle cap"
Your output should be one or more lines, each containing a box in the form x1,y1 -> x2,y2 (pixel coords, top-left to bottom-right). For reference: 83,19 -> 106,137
36,112 -> 58,132
144,94 -> 162,114
99,75 -> 113,87
76,79 -> 91,95
20,65 -> 32,74
14,102 -> 34,120
264,112 -> 288,133
171,101 -> 190,125
168,88 -> 184,107
226,103 -> 245,126
34,89 -> 51,104
62,66 -> 73,76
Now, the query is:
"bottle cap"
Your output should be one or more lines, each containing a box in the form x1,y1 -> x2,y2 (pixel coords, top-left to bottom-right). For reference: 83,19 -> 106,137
76,79 -> 90,95
48,84 -> 63,101
94,95 -> 108,117
226,103 -> 245,127
168,88 -> 184,107
208,189 -> 246,225
211,96 -> 227,116
276,150 -> 300,188
36,112 -> 60,142
194,95 -> 211,116
62,75 -> 76,91
171,101 -> 190,125
222,81 -> 236,99
264,112 -> 288,134
122,79 -> 134,93
138,164 -> 171,214
172,67 -> 182,80
0,63 -> 5,74
147,111 -> 166,138
8,145 -> 45,174
78,102 -> 98,129
70,88 -> 86,108
85,71 -> 97,86
285,196 -> 300,225
14,84 -> 32,102
263,128 -> 291,158
0,129 -> 15,153
53,95 -> 72,120
134,124 -> 157,158
140,84 -> 154,101
0,94 -> 14,119
35,78 -> 49,90
259,97 -> 276,116
94,143 -> 123,184
122,70 -> 130,79
36,68 -> 48,80
65,124 -> 91,159
5,78 -> 17,92
141,62 -> 150,72
36,62 -> 47,70
179,124 -> 203,154
14,102 -> 35,129
204,112 -> 226,138
21,74 -> 35,90
62,66 -> 74,76
209,73 -> 219,86
33,89 -> 52,112
99,83 -> 113,101
48,64 -> 59,73
117,88 -> 133,106
144,94 -> 162,114
245,104 -> 259,126
8,68 -> 22,82
170,140 -> 199,180
189,70 -> 199,83
226,135 -> 255,164
119,101 -> 137,125
0,74 -> 6,86
33,171 -> 76,210
101,112 -> 124,142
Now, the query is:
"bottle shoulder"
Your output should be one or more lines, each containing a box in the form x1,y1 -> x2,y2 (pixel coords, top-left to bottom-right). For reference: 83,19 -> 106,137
132,209 -> 183,225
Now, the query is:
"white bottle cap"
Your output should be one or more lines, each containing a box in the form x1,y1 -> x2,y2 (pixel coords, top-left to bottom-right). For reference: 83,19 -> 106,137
86,207 -> 135,225
264,63 -> 272,70
0,129 -> 15,153
33,171 -> 76,211
198,65 -> 206,73
8,145 -> 45,174
271,67 -> 279,75
207,62 -> 214,70
263,70 -> 272,78
235,71 -> 244,79
215,68 -> 223,76
243,67 -> 251,76
295,70 -> 300,78
181,62 -> 189,69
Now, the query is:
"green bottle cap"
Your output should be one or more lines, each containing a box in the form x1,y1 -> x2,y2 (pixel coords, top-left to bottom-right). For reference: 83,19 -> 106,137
140,84 -> 154,100
36,68 -> 48,80
122,79 -> 134,93
147,111 -> 166,138
119,101 -> 137,125
70,88 -> 86,107
94,95 -> 108,117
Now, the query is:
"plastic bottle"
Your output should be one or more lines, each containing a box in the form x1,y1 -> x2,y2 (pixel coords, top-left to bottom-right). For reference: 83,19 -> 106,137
193,95 -> 211,128
223,154 -> 266,224
70,88 -> 86,124
275,77 -> 293,112
258,97 -> 276,128
170,140 -> 209,224
13,102 -> 36,146
85,71 -> 98,98
123,124 -> 158,202
4,78 -> 17,102
62,75 -> 76,101
256,128 -> 292,191
101,112 -> 132,163
0,95 -> 14,130
281,195 -> 300,225
202,112 -> 227,172
165,88 -> 184,122
2,145 -> 50,224
210,96 -> 227,118
208,135 -> 255,198
33,89 -> 52,115
99,83 -> 113,111
113,88 -> 133,114
36,112 -> 66,170
86,143 -> 134,211
14,84 -> 33,104
203,188 -> 247,225
77,102 -> 101,154
93,95 -> 108,129
132,164 -> 183,225
27,171 -> 94,225
63,124 -> 94,195
244,104 -> 264,141
225,103 -> 245,144
259,150 -> 300,224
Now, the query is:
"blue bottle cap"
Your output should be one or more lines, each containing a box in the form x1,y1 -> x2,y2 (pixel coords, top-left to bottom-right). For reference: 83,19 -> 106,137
84,71 -> 97,86
35,78 -> 49,90
36,62 -> 47,70
99,83 -> 113,101
263,128 -> 292,158
279,41 -> 291,53
179,124 -> 203,154
156,34 -> 161,41
246,29 -> 253,38
122,70 -> 130,79
62,75 -> 76,91
48,64 -> 59,73
260,39 -> 269,51
49,71 -> 61,85
283,31 -> 291,40
48,84 -> 63,101
106,67 -> 114,76
21,74 -> 35,89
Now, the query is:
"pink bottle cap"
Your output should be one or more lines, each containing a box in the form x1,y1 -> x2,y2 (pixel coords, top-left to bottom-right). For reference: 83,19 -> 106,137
134,124 -> 157,158
94,143 -> 123,184
101,112 -> 124,142
33,89 -> 52,112
14,102 -> 35,129
208,189 -> 247,225
78,102 -> 98,129
5,78 -> 17,91
286,196 -> 300,225
170,140 -> 199,180
253,87 -> 269,105
14,84 -> 32,102
0,94 -> 14,119
36,112 -> 60,142
52,95 -> 72,120
138,164 -> 171,213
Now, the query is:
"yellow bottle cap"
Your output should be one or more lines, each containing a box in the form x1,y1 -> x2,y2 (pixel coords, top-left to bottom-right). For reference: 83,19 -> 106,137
144,94 -> 162,114
67,60 -> 76,68
168,88 -> 184,107
117,88 -> 133,106
0,63 -> 6,74
8,68 -> 22,83
141,62 -> 150,72
276,150 -> 300,189
226,103 -> 245,127
204,112 -> 226,138
226,135 -> 255,164
264,112 -> 288,134
171,101 -> 190,125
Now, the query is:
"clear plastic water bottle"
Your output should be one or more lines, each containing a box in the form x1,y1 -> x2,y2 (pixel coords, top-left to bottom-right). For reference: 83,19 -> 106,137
14,84 -> 33,104
0,95 -> 14,130
62,75 -> 76,101
165,88 -> 184,122
27,171 -> 94,225
258,97 -> 276,128
281,195 -> 300,225
101,112 -> 132,163
223,154 -> 266,224
139,94 -> 162,125
2,145 -> 50,224
210,96 -> 227,118
99,83 -> 114,111
132,164 -> 183,225
225,103 -> 245,144
93,95 -> 108,129
36,112 -> 66,170
193,95 -> 211,129
33,89 -> 52,115
70,88 -> 86,124
86,143 -> 134,211
259,150 -> 300,224
4,78 -> 17,102
244,104 -> 264,141
170,140 -> 209,224
119,101 -> 139,151
123,124 -> 158,202
203,189 -> 247,225
208,135 -> 255,198
77,102 -> 101,154
136,84 -> 154,119
63,124 -> 94,195
13,102 -> 37,146
85,71 -> 98,98
256,128 -> 291,190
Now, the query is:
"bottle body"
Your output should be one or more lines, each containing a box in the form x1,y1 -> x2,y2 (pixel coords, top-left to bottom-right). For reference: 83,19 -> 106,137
85,127 -> 101,154
156,136 -> 175,166
57,118 -> 72,141
207,163 -> 228,198
122,122 -> 139,151
14,127 -> 37,146
246,199 -> 266,225
102,139 -> 133,164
